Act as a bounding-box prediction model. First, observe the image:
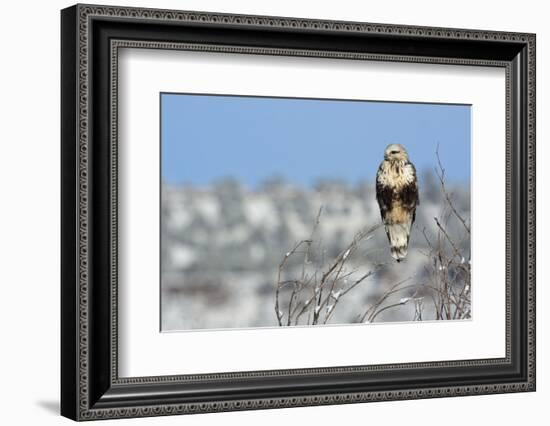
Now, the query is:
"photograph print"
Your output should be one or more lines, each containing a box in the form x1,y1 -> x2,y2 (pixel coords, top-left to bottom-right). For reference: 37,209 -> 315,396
160,93 -> 471,331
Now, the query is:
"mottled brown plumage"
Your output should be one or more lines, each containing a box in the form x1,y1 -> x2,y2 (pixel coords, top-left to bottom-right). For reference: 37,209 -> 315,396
376,144 -> 419,261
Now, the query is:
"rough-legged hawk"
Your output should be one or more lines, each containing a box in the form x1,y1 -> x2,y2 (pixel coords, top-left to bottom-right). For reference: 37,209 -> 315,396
376,144 -> 419,261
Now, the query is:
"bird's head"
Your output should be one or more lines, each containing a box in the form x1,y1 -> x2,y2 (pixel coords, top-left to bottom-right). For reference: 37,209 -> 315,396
384,144 -> 409,162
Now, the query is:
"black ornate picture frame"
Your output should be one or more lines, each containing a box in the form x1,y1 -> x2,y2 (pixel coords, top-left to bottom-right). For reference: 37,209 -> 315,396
61,4 -> 536,421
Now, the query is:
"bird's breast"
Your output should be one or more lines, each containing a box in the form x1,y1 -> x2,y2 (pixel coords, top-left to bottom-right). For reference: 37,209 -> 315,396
378,161 -> 415,189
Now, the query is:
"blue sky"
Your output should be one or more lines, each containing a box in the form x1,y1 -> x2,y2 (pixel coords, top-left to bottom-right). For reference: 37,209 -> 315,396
161,93 -> 470,188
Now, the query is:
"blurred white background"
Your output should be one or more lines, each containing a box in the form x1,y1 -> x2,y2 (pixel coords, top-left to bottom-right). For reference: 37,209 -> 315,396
0,0 -> 546,424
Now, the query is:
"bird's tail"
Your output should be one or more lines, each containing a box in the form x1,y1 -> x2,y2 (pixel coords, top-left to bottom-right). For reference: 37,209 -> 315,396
385,221 -> 412,262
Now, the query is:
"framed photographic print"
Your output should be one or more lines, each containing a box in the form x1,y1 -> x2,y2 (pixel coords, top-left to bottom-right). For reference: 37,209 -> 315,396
61,4 -> 536,421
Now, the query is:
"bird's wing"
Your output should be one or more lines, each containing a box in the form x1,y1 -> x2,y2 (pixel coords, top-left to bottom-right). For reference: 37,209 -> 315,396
376,164 -> 393,221
400,162 -> 419,226
402,162 -> 419,208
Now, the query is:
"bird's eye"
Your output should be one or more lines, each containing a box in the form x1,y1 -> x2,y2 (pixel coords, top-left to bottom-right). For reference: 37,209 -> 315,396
391,150 -> 399,154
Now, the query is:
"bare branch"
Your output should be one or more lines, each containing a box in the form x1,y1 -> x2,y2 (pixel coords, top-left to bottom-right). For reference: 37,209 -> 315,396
435,144 -> 470,234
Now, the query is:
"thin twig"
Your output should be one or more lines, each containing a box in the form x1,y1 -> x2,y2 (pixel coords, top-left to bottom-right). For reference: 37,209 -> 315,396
435,144 -> 470,234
